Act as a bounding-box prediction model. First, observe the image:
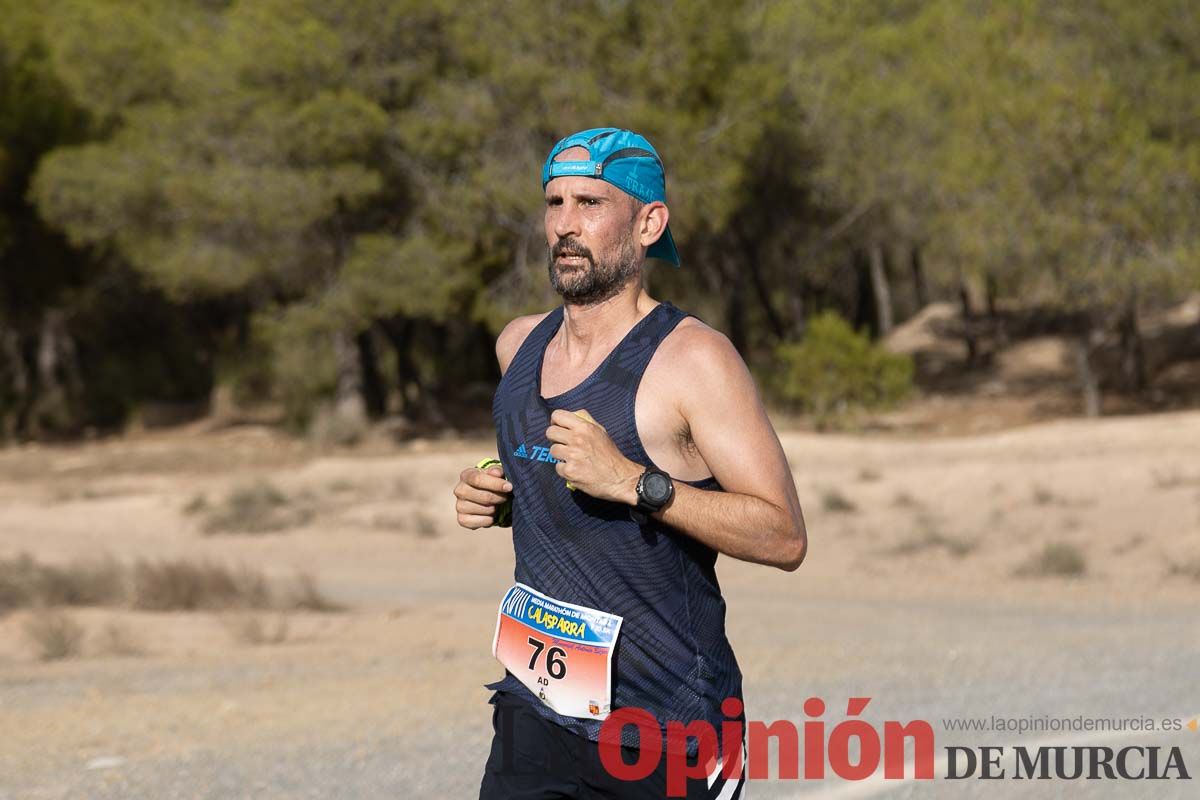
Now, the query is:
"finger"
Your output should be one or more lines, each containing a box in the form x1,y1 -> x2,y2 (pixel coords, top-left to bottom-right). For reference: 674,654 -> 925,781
555,462 -> 568,479
459,485 -> 511,505
467,469 -> 513,493
572,409 -> 598,426
549,408 -> 581,428
545,424 -> 572,444
458,513 -> 494,529
548,444 -> 568,461
457,498 -> 499,516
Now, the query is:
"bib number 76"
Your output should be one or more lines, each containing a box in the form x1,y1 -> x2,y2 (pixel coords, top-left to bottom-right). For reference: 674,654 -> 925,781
527,636 -> 567,679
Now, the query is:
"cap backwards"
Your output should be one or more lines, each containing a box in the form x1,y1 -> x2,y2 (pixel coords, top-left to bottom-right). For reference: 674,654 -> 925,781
541,127 -> 680,267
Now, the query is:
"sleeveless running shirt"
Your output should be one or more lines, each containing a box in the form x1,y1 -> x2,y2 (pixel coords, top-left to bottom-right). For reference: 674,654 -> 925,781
487,300 -> 743,749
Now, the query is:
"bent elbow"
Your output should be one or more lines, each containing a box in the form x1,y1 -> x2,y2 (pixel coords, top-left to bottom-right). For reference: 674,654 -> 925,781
778,525 -> 808,572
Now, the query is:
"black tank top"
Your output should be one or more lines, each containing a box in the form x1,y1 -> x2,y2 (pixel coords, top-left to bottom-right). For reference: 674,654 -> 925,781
487,300 -> 743,748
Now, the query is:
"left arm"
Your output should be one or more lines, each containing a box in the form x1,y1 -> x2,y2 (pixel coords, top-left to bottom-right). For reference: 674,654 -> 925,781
545,327 -> 807,571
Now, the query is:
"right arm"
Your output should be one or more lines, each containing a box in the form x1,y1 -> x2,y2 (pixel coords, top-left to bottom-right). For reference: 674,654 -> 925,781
453,312 -> 548,529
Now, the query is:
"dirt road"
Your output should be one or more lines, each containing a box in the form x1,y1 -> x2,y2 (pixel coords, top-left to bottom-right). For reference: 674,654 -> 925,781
2,412 -> 1198,798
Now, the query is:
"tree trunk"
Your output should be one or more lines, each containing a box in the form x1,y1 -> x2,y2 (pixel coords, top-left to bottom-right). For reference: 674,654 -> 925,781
1073,333 -> 1101,418
356,329 -> 387,418
868,243 -> 894,336
958,282 -> 979,368
331,327 -> 367,427
1118,294 -> 1148,392
378,317 -> 417,418
852,249 -> 874,333
737,231 -> 787,341
909,245 -> 929,309
985,272 -> 999,319
0,327 -> 28,440
30,309 -> 80,435
788,293 -> 807,340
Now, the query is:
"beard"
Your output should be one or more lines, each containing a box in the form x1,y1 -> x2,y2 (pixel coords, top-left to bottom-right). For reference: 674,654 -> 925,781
547,235 -> 641,306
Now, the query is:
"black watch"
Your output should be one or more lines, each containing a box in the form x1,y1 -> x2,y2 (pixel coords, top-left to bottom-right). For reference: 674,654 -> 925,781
630,467 -> 674,524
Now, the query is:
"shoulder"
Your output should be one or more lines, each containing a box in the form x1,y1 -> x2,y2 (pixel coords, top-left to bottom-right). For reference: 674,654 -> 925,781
649,313 -> 760,416
496,311 -> 553,375
658,315 -> 748,380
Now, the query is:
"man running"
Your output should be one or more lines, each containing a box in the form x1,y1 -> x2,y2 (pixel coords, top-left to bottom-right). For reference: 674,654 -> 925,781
454,127 -> 807,799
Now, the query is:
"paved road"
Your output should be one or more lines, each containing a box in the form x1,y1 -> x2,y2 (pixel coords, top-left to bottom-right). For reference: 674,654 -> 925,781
5,576 -> 1196,799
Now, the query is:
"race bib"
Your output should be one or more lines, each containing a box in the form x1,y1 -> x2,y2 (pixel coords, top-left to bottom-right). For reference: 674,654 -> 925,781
493,583 -> 623,720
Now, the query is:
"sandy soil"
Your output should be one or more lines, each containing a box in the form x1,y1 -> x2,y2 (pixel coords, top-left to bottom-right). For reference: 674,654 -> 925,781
1,411 -> 1198,798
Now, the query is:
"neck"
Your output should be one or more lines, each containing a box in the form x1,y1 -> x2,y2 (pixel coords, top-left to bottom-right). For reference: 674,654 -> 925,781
557,281 -> 656,360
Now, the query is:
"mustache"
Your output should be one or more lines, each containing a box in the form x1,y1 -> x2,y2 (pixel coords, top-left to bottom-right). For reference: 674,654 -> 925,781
551,239 -> 594,261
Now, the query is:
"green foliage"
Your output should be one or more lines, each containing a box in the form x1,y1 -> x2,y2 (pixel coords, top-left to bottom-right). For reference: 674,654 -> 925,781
2,0 -> 1200,439
771,313 -> 913,423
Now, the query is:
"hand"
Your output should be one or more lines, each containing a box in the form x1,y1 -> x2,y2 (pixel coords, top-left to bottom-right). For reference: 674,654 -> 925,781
546,409 -> 640,505
454,463 -> 513,529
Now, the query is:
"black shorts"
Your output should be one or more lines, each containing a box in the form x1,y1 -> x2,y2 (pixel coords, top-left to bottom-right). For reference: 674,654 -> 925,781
479,692 -> 746,800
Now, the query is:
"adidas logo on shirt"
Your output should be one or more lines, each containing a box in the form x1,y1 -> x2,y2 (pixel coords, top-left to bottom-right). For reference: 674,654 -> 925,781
513,443 -> 562,464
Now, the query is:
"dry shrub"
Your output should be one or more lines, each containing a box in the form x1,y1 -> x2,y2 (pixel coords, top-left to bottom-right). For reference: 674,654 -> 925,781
38,556 -> 126,606
0,553 -> 125,613
1015,542 -> 1087,578
182,494 -> 208,515
1167,559 -> 1200,582
2,554 -> 346,618
1031,484 -> 1059,506
201,480 -> 314,535
414,512 -> 440,538
0,554 -> 41,613
24,608 -> 85,660
283,572 -> 344,612
821,488 -> 857,513
1151,468 -> 1200,490
96,621 -> 146,657
889,517 -> 978,558
131,559 -> 271,611
223,613 -> 289,645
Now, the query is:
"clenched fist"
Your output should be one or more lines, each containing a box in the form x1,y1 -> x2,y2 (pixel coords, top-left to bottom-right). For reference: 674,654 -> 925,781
454,461 -> 513,529
546,409 -> 640,505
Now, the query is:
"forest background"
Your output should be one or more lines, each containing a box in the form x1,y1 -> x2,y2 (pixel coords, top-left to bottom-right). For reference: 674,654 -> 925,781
2,0 -> 1198,441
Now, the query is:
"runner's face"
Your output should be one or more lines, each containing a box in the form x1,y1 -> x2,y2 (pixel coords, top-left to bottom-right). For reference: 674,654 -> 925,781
544,149 -> 642,305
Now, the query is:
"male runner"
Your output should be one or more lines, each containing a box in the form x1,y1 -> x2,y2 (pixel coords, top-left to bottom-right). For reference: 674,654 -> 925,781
454,127 -> 807,799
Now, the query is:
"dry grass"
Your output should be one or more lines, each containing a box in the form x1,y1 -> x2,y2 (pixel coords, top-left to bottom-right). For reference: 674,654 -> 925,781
283,572 -> 344,612
1166,559 -> 1200,582
95,622 -> 146,657
1015,542 -> 1087,578
24,608 -> 86,661
131,559 -> 271,611
1031,484 -> 1059,506
889,517 -> 978,558
820,487 -> 858,513
413,512 -> 440,538
0,553 -> 125,613
222,613 -> 290,646
0,553 -> 343,615
1150,467 -> 1200,490
182,493 -> 208,515
200,480 -> 314,535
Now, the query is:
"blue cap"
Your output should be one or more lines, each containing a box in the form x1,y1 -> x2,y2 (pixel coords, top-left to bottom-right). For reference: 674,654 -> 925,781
542,127 -> 679,267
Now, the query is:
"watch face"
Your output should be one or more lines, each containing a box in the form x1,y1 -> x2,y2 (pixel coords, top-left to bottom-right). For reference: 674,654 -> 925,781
643,472 -> 672,504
